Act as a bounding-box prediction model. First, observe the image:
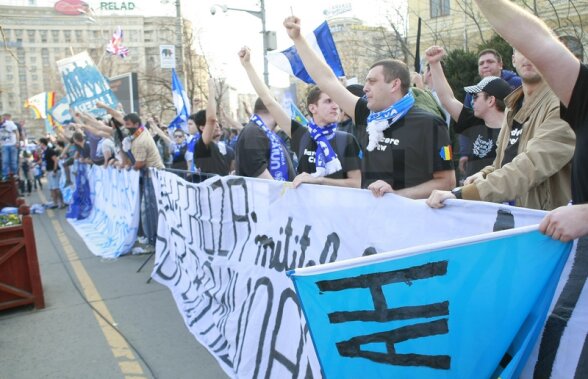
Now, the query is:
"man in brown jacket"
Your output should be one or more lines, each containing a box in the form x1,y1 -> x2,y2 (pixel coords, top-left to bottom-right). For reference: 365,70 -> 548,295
427,49 -> 575,211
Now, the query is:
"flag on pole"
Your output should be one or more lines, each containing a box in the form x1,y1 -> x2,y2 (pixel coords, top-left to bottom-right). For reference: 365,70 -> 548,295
106,26 -> 129,58
268,21 -> 345,84
290,102 -> 308,126
289,227 -> 572,379
414,17 -> 422,74
24,91 -> 56,119
167,68 -> 191,131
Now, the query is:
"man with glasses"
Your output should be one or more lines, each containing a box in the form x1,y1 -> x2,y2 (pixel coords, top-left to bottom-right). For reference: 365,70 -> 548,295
427,46 -> 575,210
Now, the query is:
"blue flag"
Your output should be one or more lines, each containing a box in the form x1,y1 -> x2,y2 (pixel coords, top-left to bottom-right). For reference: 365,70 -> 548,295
168,68 -> 191,131
268,21 -> 345,84
289,228 -> 572,379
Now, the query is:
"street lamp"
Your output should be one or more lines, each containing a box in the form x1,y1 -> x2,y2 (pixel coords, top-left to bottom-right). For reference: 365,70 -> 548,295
210,0 -> 275,85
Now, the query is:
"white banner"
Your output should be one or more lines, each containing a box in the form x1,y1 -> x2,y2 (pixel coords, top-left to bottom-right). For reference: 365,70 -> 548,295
68,166 -> 141,258
160,44 -> 176,69
151,171 -> 588,378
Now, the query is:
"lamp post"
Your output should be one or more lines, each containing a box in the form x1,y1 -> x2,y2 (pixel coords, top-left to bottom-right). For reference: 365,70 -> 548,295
211,0 -> 273,85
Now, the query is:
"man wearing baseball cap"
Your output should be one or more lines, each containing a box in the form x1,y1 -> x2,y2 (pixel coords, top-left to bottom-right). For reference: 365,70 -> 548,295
424,46 -> 512,179
426,46 -> 575,210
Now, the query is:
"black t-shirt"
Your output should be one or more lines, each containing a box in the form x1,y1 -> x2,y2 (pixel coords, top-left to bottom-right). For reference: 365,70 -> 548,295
561,63 -> 588,204
194,138 -> 234,176
290,120 -> 361,179
171,142 -> 188,170
235,122 -> 296,180
43,147 -> 57,171
455,108 -> 501,177
75,141 -> 92,159
354,99 -> 454,189
501,96 -> 525,167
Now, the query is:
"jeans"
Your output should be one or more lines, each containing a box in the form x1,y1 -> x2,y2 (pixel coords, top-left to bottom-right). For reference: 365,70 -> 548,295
2,145 -> 17,177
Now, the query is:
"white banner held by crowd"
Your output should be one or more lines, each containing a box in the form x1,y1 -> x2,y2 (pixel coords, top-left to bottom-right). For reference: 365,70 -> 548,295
68,166 -> 141,258
150,171 -> 586,378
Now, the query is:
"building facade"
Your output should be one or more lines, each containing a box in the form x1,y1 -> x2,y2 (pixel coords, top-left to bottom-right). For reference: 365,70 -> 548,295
406,0 -> 588,67
0,3 -> 208,137
329,16 -> 403,83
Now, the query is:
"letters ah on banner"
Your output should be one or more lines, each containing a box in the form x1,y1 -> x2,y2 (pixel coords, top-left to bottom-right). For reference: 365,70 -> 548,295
149,171 -> 577,379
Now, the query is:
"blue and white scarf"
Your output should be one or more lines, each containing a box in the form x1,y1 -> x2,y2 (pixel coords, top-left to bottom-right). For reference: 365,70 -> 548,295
250,114 -> 289,181
187,133 -> 201,172
366,90 -> 415,151
308,122 -> 342,177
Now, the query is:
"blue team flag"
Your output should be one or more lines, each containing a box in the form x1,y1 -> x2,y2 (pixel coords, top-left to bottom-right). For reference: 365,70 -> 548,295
289,227 -> 572,379
268,21 -> 345,84
168,68 -> 191,131
290,102 -> 309,126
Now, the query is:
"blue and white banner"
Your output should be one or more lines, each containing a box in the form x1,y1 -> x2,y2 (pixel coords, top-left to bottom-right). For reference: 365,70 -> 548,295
149,172 -> 587,378
68,166 -> 141,258
268,21 -> 345,84
47,97 -> 74,128
57,51 -> 119,117
290,228 -> 572,379
167,68 -> 190,132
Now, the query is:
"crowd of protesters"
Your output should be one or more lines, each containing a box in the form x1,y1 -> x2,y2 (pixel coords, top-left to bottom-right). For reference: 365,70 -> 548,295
0,1 -> 587,375
0,3 -> 586,245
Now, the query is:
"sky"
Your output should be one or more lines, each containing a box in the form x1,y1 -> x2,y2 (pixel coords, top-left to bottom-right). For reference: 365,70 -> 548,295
1,0 -> 406,92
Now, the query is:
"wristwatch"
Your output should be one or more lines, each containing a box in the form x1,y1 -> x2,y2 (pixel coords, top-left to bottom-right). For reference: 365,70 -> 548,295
451,187 -> 463,199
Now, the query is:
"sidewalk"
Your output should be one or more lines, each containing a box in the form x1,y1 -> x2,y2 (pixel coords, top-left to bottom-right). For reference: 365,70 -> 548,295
0,190 -> 228,379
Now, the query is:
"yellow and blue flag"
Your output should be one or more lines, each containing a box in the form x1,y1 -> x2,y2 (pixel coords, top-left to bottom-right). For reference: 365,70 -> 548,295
439,145 -> 453,161
290,102 -> 308,126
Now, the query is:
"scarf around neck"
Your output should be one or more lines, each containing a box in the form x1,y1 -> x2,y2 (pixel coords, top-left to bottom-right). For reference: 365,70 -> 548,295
366,90 -> 415,151
308,122 -> 342,177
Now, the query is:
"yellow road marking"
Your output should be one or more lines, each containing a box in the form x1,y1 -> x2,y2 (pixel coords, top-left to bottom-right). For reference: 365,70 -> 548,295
39,192 -> 146,378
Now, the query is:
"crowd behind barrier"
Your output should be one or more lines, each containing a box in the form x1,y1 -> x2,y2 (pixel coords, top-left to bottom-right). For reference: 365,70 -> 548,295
2,4 -> 588,376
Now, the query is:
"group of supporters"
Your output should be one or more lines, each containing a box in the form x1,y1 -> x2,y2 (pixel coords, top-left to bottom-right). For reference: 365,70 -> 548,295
1,2 -> 587,243
1,0 -> 586,374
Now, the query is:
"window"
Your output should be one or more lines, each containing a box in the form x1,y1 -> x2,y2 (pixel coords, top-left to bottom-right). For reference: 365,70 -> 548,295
51,30 -> 59,42
64,30 -> 71,43
430,0 -> 450,18
75,30 -> 83,41
40,30 -> 47,43
27,29 -> 36,42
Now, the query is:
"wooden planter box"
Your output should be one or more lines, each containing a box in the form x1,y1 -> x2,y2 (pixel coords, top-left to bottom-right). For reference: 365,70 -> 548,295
0,177 -> 19,208
0,202 -> 45,311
